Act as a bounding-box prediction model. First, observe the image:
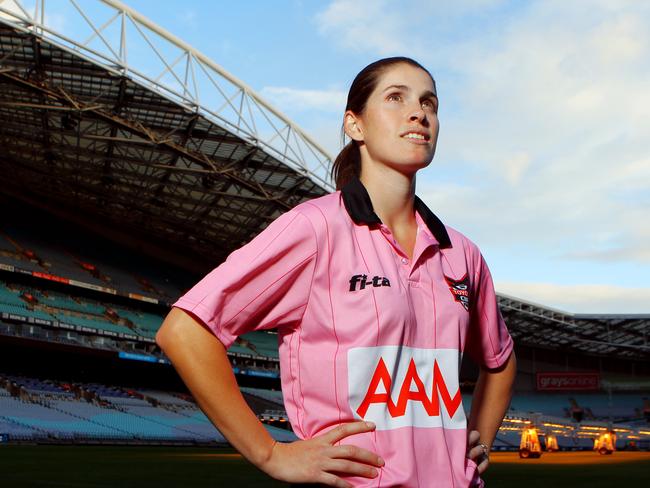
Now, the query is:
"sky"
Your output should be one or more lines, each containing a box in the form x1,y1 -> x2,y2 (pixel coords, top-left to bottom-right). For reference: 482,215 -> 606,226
5,0 -> 650,314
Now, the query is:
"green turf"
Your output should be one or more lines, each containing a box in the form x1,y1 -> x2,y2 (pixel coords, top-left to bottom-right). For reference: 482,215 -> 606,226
0,445 -> 286,487
1,445 -> 649,487
482,457 -> 650,487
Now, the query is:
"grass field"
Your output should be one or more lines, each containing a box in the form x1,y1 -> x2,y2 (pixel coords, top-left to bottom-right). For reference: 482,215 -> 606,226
1,445 -> 649,487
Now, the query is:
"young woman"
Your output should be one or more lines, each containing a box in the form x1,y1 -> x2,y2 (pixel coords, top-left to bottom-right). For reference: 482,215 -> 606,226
156,57 -> 516,487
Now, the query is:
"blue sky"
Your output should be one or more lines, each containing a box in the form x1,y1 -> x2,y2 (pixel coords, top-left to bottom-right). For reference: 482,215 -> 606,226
6,0 -> 649,313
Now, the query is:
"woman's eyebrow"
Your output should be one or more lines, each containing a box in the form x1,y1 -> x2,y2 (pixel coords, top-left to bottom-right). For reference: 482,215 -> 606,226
420,90 -> 437,100
382,84 -> 409,93
382,85 -> 437,100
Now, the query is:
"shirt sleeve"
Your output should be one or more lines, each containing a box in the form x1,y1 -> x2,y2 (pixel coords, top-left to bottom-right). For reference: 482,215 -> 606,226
466,253 -> 514,369
172,209 -> 317,349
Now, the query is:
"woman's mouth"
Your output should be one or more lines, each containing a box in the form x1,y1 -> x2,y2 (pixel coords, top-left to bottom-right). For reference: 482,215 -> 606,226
401,131 -> 430,143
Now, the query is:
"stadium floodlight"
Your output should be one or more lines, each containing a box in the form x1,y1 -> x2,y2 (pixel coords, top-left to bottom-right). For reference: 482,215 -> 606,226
0,0 -> 334,191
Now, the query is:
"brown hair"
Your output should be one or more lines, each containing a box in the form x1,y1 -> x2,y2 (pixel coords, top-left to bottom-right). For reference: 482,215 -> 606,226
330,57 -> 435,190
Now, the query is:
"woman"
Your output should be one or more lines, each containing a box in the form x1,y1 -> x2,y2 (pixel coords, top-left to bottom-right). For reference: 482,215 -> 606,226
156,57 -> 516,487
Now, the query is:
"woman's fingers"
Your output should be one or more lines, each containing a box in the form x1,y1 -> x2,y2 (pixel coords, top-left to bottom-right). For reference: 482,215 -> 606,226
327,444 -> 384,467
323,458 -> 379,479
467,439 -> 489,475
318,472 -> 353,488
321,420 -> 376,444
262,423 -> 384,485
475,455 -> 489,475
467,429 -> 480,447
467,444 -> 485,461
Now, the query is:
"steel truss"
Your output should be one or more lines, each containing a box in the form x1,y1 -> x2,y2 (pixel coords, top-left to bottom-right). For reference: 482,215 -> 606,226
0,1 -> 329,265
0,0 -> 333,189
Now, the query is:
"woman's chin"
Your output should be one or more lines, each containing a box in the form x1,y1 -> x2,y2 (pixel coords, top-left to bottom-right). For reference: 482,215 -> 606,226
394,158 -> 433,175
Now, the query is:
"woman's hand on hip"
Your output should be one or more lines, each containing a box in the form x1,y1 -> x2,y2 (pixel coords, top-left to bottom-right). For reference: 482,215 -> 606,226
261,420 -> 384,487
466,429 -> 489,474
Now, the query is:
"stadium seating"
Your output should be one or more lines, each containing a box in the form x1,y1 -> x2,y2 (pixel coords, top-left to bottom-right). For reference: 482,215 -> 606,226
0,395 -> 123,440
240,387 -> 284,406
84,383 -> 135,398
0,283 -> 28,307
38,291 -> 106,315
136,389 -> 196,407
241,331 -> 280,359
0,374 -> 298,444
2,371 -> 647,449
492,430 -> 520,449
0,280 -> 146,338
48,313 -> 136,336
112,307 -> 163,338
1,277 -> 288,365
507,393 -> 642,420
1,220 -> 191,302
4,374 -> 73,396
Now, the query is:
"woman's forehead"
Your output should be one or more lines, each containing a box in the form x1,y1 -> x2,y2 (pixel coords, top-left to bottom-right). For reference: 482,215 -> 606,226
375,64 -> 436,96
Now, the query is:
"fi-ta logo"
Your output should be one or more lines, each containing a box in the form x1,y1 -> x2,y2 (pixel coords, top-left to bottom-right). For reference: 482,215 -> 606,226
349,274 -> 391,292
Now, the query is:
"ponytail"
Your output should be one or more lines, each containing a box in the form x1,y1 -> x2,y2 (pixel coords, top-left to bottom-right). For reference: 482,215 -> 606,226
331,140 -> 361,190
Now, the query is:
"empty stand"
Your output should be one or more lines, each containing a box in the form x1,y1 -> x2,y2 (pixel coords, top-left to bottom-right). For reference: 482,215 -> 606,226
241,331 -> 280,359
1,208 -> 194,303
0,373 -> 297,444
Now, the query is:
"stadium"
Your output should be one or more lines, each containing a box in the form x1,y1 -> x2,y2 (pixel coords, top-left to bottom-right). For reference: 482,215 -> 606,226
1,1 -> 649,486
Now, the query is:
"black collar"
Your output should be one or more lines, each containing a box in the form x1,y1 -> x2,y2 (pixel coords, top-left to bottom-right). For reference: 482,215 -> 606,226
341,176 -> 452,249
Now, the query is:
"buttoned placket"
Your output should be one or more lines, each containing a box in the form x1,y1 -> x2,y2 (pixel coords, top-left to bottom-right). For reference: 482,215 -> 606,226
378,224 -> 409,267
378,219 -> 438,283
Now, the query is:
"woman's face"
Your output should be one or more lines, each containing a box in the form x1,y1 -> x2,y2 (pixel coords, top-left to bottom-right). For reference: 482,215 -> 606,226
347,63 -> 439,175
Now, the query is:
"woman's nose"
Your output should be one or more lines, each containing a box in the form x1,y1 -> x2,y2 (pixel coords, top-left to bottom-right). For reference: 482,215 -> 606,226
409,107 -> 426,123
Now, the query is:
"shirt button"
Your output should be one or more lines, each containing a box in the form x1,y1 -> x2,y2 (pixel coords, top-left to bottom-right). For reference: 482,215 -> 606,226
401,257 -> 409,265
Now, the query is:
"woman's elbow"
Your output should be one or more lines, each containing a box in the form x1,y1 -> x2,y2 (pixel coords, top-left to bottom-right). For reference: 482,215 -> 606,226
156,307 -> 186,352
156,307 -> 220,356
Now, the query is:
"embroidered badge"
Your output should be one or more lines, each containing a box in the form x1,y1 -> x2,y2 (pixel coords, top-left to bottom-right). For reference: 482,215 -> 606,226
444,274 -> 470,311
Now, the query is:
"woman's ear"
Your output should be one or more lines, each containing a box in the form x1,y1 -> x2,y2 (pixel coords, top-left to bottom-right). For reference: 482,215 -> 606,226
344,110 -> 364,142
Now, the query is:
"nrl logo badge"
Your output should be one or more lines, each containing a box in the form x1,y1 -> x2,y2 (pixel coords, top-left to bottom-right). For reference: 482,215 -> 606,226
444,274 -> 470,311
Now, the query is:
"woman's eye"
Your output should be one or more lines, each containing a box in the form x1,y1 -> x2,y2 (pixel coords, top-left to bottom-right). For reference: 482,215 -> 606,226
387,93 -> 402,102
422,99 -> 436,110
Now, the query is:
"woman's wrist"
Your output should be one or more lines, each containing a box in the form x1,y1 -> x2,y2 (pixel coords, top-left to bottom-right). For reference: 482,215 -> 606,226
256,439 -> 279,471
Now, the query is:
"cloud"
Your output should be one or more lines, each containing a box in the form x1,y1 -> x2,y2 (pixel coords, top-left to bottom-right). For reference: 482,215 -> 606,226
436,3 -> 650,263
501,151 -> 531,186
260,86 -> 347,113
315,0 -> 508,57
315,0 -> 411,56
314,1 -> 650,266
496,281 -> 650,314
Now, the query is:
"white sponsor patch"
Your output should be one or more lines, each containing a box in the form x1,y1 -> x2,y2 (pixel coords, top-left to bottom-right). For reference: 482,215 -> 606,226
348,346 -> 466,430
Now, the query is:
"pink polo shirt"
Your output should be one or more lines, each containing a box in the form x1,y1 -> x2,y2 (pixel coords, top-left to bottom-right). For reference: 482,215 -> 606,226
173,177 -> 513,487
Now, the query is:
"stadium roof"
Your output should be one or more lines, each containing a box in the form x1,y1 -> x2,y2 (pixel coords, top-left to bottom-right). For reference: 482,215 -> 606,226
0,0 -> 331,269
498,293 -> 650,360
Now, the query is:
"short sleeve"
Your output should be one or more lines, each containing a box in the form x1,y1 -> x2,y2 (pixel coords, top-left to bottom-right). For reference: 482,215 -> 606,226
466,253 -> 514,369
172,209 -> 317,349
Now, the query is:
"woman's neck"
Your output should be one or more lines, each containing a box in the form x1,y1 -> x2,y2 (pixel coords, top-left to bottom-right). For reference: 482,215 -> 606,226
359,165 -> 417,232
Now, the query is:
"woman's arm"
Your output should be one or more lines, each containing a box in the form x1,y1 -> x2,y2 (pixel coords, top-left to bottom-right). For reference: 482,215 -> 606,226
156,307 -> 384,487
466,351 -> 517,473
